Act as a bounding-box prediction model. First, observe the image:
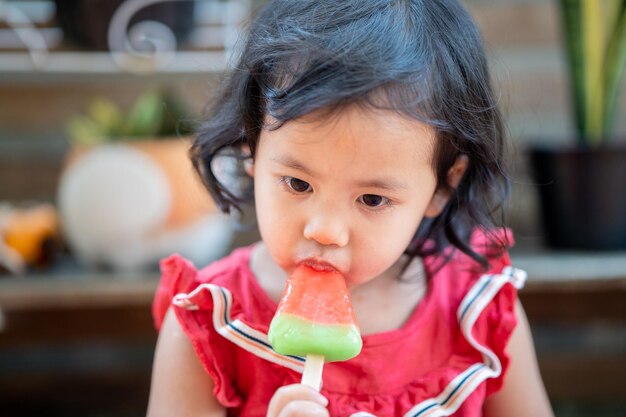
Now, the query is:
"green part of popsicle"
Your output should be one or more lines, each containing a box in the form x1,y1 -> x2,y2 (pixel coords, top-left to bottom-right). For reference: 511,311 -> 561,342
269,313 -> 363,362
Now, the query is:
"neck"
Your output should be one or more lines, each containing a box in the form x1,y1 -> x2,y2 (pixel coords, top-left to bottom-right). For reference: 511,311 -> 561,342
250,243 -> 287,303
350,257 -> 427,335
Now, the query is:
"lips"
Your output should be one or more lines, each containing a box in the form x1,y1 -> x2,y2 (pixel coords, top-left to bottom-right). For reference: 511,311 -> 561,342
297,258 -> 340,273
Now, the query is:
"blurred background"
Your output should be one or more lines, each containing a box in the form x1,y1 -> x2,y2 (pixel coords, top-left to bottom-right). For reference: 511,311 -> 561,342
0,0 -> 625,416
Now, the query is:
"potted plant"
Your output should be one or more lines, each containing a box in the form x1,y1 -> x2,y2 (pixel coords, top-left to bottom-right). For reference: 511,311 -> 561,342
58,91 -> 234,271
530,0 -> 626,250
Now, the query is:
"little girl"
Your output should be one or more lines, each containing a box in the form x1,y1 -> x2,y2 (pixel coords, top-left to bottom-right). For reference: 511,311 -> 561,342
147,0 -> 554,416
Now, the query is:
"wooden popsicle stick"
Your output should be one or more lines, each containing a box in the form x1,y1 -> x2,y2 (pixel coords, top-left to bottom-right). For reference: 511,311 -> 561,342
301,354 -> 324,391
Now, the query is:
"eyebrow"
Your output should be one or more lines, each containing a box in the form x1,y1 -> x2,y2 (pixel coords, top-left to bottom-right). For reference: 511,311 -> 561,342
271,155 -> 317,176
356,178 -> 408,191
271,155 -> 409,191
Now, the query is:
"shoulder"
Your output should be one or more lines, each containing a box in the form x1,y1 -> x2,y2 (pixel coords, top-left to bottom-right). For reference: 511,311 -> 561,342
427,228 -> 518,291
152,246 -> 263,329
192,243 -> 258,288
150,244 -> 274,411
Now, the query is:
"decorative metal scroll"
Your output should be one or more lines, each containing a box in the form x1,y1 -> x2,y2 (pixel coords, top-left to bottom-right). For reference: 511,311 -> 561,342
0,0 -> 250,73
108,0 -> 181,74
0,0 -> 49,68
109,0 -> 250,73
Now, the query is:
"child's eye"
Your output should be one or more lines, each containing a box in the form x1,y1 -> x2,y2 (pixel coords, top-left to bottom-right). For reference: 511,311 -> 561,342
358,194 -> 389,208
283,176 -> 311,193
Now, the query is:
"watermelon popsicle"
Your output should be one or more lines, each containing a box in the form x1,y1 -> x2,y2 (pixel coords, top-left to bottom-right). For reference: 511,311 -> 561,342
268,265 -> 362,390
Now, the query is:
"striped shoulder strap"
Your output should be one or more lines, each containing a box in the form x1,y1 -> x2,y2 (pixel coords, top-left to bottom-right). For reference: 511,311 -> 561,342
172,283 -> 305,372
351,266 -> 527,417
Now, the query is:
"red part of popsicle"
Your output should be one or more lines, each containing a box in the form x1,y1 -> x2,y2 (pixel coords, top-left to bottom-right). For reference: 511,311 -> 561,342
276,265 -> 357,326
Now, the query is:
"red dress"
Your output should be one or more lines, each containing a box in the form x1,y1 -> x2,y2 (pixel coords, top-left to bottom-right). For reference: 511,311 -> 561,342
152,238 -> 525,417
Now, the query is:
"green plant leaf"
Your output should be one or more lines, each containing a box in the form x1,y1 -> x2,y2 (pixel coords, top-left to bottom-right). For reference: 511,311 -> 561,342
159,91 -> 194,137
86,97 -> 123,137
582,0 -> 605,145
559,0 -> 587,142
124,90 -> 164,139
602,0 -> 626,137
66,115 -> 107,146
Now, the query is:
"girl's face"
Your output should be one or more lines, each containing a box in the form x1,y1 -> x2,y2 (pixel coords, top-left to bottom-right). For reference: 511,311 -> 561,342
252,105 -> 442,288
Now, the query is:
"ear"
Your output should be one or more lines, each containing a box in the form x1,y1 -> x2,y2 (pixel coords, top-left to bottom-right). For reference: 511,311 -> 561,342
424,155 -> 469,218
241,145 -> 254,177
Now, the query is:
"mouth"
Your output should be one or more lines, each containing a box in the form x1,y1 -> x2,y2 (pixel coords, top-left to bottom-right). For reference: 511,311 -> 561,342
297,258 -> 340,273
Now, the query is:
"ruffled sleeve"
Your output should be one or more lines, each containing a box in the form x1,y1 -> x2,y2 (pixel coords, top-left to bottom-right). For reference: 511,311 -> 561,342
463,250 -> 526,398
481,273 -> 518,397
152,254 -> 196,330
151,254 -> 243,408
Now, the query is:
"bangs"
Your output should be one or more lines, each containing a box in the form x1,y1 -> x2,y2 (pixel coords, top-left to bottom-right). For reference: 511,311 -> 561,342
260,61 -> 443,131
243,0 -> 446,131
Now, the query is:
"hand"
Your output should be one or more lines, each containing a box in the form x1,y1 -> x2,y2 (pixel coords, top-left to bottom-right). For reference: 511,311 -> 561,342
267,384 -> 330,417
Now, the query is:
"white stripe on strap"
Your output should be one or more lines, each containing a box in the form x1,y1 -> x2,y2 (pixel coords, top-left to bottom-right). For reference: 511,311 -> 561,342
173,284 -> 305,373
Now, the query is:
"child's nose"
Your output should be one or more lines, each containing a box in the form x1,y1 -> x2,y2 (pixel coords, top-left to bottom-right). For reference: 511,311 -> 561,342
303,211 -> 349,248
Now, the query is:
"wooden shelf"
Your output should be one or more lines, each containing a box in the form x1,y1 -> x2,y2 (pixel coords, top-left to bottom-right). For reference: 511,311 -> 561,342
511,249 -> 626,283
1,249 -> 625,313
0,50 -> 229,76
0,274 -> 158,311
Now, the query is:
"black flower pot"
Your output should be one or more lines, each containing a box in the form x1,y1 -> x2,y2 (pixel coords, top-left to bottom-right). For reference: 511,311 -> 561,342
529,144 -> 626,250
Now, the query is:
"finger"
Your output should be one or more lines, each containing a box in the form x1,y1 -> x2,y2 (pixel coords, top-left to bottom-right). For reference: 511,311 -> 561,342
267,385 -> 328,417
279,400 -> 330,417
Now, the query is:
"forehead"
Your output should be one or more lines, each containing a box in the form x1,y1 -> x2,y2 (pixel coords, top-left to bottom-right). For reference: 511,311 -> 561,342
260,105 -> 436,166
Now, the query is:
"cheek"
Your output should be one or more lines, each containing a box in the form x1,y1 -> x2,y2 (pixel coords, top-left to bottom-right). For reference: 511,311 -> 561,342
254,178 -> 281,234
254,176 -> 298,257
352,208 -> 423,277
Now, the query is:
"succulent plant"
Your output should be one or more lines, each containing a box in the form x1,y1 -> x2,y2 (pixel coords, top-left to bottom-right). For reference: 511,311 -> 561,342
67,90 -> 192,145
558,0 -> 626,146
